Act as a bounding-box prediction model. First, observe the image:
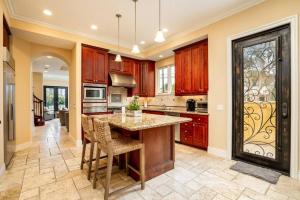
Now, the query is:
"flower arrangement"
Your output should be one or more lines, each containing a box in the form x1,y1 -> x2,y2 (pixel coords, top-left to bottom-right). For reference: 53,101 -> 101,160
126,96 -> 142,117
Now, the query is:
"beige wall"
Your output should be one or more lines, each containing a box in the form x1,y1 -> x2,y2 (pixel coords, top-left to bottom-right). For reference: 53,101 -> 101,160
69,42 -> 81,144
11,38 -> 73,146
32,72 -> 43,99
11,37 -> 32,145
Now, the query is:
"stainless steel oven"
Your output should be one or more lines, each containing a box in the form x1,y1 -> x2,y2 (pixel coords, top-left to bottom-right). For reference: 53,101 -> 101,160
83,83 -> 107,102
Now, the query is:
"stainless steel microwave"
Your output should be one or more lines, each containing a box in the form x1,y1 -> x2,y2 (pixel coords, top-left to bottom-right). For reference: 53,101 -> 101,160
83,83 -> 107,102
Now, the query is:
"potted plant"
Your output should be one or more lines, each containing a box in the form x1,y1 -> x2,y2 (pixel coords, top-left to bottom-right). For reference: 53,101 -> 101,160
127,96 -> 142,117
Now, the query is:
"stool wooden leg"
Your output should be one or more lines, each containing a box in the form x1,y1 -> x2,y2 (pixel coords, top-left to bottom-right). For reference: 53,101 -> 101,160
104,153 -> 113,200
125,153 -> 129,175
80,139 -> 86,170
139,146 -> 145,190
87,142 -> 94,180
93,146 -> 101,189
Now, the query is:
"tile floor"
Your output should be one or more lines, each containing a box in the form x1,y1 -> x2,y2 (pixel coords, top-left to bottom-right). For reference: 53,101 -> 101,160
0,119 -> 299,200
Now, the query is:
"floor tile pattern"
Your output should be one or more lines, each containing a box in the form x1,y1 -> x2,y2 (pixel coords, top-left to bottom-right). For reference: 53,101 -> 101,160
0,119 -> 299,200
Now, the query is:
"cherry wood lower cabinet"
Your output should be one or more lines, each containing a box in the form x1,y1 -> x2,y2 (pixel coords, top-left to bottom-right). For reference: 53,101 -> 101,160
180,114 -> 208,150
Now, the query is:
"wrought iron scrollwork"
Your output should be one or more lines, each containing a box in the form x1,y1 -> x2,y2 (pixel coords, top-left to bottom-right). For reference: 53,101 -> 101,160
243,40 -> 276,159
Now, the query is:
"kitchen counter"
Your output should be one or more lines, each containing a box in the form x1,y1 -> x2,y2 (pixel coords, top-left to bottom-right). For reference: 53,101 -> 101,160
91,113 -> 191,131
90,113 -> 191,181
142,106 -> 209,115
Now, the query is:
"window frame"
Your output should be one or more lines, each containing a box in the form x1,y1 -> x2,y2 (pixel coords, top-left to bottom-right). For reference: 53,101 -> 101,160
156,64 -> 175,96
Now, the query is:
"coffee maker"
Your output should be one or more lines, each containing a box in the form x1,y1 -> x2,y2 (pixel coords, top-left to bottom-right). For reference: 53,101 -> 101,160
186,99 -> 196,111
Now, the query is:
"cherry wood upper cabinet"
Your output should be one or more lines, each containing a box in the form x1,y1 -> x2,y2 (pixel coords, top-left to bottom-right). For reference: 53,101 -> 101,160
140,61 -> 155,97
174,39 -> 208,95
82,44 -> 108,84
108,54 -> 121,72
108,54 -> 133,75
132,61 -> 141,96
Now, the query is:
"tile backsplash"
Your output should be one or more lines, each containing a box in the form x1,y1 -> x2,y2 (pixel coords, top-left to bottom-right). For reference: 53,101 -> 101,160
127,95 -> 207,107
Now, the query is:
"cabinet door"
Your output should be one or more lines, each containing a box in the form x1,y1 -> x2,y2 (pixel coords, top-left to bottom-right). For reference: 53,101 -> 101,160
109,54 -> 122,72
122,59 -> 133,75
94,50 -> 108,83
175,51 -> 182,95
193,122 -> 208,149
132,61 -> 140,95
191,44 -> 203,93
146,61 -> 155,97
202,40 -> 208,93
82,47 -> 95,83
180,127 -> 193,145
140,62 -> 148,96
181,48 -> 192,94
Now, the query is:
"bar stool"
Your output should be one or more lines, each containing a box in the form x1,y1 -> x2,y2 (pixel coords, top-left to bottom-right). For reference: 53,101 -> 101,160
81,114 -> 98,180
92,119 -> 145,200
81,115 -> 120,180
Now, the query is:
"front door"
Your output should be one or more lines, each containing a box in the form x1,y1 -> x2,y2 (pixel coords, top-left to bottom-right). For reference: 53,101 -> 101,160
232,24 -> 291,174
44,86 -> 68,119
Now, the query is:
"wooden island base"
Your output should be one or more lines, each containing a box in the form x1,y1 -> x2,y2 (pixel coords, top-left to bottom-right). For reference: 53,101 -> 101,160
120,125 -> 175,181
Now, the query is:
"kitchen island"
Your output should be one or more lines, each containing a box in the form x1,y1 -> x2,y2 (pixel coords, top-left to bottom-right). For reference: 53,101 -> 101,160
91,113 -> 191,181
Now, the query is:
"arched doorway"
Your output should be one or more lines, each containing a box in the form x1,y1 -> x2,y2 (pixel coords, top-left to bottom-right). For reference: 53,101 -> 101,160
31,55 -> 69,125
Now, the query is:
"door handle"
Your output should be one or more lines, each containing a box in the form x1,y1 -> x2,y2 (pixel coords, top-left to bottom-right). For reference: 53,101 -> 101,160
282,102 -> 288,118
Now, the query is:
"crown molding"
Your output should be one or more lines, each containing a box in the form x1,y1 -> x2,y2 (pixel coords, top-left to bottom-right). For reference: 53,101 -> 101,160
5,0 -> 265,58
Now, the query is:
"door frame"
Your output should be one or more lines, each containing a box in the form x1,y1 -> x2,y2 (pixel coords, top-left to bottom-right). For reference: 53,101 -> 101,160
226,15 -> 298,179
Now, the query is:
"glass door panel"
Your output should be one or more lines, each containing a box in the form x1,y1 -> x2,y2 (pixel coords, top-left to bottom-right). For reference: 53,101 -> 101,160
58,88 -> 68,110
45,88 -> 55,112
243,41 -> 276,159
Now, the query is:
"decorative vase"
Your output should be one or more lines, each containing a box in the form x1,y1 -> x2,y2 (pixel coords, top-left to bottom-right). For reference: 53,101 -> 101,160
126,110 -> 142,117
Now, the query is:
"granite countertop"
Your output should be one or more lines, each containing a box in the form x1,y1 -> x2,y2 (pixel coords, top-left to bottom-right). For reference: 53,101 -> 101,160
142,106 -> 209,116
90,113 -> 192,131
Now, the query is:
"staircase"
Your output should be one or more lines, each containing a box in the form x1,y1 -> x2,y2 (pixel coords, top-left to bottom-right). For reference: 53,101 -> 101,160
33,94 -> 45,126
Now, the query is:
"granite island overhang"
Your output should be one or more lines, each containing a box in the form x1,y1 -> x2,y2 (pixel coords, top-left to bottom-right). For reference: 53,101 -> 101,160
90,113 -> 192,181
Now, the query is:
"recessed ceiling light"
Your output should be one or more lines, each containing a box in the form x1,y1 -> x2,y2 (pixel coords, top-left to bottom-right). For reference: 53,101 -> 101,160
44,70 -> 48,73
43,9 -> 52,16
162,28 -> 168,32
140,41 -> 146,45
159,55 -> 164,58
90,25 -> 98,30
46,56 -> 53,59
44,64 -> 50,68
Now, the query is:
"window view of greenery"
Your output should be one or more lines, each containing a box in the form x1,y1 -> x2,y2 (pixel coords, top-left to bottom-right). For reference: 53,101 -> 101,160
46,88 -> 54,111
158,65 -> 175,94
58,88 -> 67,110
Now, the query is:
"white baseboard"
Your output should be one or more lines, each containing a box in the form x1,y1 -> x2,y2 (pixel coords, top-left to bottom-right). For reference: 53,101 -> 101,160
208,146 -> 227,159
15,141 -> 32,151
0,163 -> 6,176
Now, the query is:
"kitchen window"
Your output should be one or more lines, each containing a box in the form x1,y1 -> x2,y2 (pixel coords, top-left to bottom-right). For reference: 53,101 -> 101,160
157,65 -> 175,95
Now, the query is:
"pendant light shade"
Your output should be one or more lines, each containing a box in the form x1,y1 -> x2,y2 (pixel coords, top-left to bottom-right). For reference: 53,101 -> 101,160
115,54 -> 122,62
154,30 -> 165,43
115,14 -> 122,62
131,0 -> 140,54
154,0 -> 165,43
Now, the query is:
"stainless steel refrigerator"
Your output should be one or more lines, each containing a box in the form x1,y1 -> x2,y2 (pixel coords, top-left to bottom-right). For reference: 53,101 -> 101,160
3,47 -> 15,166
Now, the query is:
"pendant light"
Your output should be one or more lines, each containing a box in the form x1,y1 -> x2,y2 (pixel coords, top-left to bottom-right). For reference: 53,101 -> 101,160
154,0 -> 165,43
115,14 -> 122,62
131,0 -> 140,54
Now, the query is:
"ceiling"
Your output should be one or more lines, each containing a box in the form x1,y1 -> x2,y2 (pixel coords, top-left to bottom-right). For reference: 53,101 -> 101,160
32,56 -> 69,81
6,0 -> 263,52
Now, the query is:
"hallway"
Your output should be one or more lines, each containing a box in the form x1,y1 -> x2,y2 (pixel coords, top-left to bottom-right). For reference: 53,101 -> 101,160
0,120 -> 299,200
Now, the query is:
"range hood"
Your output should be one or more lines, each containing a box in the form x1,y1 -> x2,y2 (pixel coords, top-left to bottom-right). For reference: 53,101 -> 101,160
109,72 -> 136,88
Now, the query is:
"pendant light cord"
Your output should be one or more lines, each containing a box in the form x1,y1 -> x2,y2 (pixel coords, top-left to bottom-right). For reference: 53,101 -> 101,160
134,0 -> 137,44
118,15 -> 120,50
159,0 -> 161,30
